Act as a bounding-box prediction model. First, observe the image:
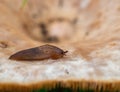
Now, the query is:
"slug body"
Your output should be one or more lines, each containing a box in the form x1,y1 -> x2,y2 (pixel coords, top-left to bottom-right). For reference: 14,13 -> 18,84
9,44 -> 68,61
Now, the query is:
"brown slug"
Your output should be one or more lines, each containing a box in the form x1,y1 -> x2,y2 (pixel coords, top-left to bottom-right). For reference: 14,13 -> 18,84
9,44 -> 68,61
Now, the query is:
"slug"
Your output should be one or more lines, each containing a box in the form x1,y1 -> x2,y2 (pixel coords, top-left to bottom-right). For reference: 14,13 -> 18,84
9,44 -> 68,61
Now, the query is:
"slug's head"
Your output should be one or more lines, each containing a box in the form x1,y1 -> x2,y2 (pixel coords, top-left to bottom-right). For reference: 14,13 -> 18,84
50,49 -> 68,59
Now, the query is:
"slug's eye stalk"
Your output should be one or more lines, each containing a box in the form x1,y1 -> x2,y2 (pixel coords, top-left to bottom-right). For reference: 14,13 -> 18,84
63,51 -> 68,55
64,51 -> 68,53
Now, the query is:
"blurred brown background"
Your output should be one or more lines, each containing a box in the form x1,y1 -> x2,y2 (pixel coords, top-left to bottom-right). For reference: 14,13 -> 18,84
0,0 -> 120,58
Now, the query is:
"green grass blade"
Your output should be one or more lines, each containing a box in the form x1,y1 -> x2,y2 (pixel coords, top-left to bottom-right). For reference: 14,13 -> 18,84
21,0 -> 28,9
